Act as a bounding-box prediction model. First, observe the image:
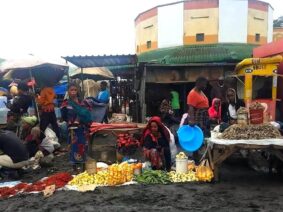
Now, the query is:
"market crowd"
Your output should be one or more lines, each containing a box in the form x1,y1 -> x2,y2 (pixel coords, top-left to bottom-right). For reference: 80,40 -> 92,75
0,81 -> 110,179
0,76 -> 280,180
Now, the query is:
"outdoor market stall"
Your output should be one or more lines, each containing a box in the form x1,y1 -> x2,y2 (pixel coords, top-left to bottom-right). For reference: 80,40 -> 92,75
63,55 -> 140,122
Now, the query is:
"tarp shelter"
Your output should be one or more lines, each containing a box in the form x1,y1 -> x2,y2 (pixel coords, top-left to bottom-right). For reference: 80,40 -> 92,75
54,82 -> 67,95
63,54 -> 139,121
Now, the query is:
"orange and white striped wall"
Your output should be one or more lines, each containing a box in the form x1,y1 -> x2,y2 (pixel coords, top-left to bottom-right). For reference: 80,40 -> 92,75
135,0 -> 273,54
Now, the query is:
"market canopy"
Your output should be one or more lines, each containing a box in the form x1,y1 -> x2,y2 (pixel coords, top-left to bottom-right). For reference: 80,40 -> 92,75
1,55 -> 68,86
63,54 -> 137,68
70,67 -> 114,81
138,43 -> 257,65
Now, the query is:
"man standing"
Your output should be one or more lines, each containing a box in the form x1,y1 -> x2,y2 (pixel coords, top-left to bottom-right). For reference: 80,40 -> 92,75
36,86 -> 60,140
210,76 -> 227,103
170,87 -> 180,117
96,81 -> 110,123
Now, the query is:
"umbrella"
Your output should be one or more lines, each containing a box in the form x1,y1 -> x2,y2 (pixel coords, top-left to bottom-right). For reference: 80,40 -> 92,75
70,67 -> 114,81
1,55 -> 69,86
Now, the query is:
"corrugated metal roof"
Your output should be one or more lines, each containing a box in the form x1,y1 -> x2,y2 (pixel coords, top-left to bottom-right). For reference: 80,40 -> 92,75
253,39 -> 283,57
63,54 -> 137,68
138,44 -> 257,64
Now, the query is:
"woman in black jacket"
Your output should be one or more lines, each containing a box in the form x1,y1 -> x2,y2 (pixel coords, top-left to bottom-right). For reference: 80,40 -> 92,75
221,88 -> 245,124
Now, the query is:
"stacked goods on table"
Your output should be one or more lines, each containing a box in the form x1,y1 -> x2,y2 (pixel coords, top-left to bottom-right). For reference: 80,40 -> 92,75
219,123 -> 281,140
0,172 -> 73,199
237,107 -> 249,125
89,122 -> 138,134
249,102 -> 265,124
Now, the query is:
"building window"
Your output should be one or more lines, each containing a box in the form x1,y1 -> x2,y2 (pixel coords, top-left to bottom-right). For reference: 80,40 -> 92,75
255,33 -> 260,42
196,33 -> 204,42
147,41 -> 152,49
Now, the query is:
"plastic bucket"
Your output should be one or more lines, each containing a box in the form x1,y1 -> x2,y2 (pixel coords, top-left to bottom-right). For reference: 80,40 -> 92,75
176,158 -> 188,174
0,108 -> 9,124
250,109 -> 264,124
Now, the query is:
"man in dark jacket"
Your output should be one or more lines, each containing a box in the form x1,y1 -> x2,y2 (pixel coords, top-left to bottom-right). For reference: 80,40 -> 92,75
0,130 -> 30,168
9,82 -> 32,115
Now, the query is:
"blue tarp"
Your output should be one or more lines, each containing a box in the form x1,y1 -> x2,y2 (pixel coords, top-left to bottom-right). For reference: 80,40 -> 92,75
54,82 -> 67,95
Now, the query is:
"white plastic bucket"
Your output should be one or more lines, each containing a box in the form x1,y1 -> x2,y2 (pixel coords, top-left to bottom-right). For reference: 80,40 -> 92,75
176,158 -> 188,174
0,108 -> 9,124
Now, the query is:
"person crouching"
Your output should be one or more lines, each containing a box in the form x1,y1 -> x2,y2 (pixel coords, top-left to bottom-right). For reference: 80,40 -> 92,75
141,116 -> 172,171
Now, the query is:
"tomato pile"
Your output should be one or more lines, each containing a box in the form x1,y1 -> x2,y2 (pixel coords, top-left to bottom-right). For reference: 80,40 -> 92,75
117,133 -> 140,156
0,172 -> 73,199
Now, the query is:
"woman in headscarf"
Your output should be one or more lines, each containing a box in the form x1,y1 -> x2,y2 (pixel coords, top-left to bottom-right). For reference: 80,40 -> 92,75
141,116 -> 171,171
208,98 -> 221,129
61,83 -> 92,173
187,77 -> 209,136
221,88 -> 245,125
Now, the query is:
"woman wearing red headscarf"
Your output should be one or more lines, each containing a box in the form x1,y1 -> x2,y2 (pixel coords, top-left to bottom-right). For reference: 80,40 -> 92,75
208,98 -> 221,124
141,116 -> 171,171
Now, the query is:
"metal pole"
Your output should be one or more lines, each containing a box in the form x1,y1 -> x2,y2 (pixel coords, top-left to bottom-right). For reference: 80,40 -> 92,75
80,67 -> 85,98
29,69 -> 40,122
141,65 -> 147,123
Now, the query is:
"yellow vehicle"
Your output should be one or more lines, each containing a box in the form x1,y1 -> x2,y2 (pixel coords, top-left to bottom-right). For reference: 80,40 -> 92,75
235,55 -> 283,121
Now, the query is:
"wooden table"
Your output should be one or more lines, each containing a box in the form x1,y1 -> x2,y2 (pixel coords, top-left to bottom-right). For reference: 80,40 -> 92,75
206,138 -> 283,181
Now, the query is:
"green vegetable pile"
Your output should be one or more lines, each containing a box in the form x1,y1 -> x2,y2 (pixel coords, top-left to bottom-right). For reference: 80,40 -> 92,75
134,170 -> 171,184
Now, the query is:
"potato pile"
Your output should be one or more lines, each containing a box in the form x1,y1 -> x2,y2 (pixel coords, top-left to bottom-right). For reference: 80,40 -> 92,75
169,171 -> 198,183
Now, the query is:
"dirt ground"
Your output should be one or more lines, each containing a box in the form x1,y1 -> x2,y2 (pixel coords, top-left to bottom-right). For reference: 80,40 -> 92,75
1,135 -> 283,212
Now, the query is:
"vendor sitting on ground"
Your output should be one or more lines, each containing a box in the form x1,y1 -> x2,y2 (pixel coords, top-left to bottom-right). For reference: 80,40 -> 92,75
208,98 -> 222,129
24,126 -> 55,166
0,130 -> 32,178
141,116 -> 171,171
222,88 -> 245,125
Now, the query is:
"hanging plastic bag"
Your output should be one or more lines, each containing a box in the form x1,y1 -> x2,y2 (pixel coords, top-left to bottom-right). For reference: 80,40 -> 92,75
196,159 -> 214,182
43,128 -> 60,150
164,126 -> 177,162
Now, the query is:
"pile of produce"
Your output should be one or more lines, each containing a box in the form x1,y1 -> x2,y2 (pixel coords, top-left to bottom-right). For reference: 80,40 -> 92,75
134,170 -> 171,184
219,123 -> 281,140
68,171 -> 109,187
169,171 -> 198,183
107,163 -> 135,186
176,152 -> 188,159
0,172 -> 73,199
69,162 -> 137,187
117,133 -> 140,156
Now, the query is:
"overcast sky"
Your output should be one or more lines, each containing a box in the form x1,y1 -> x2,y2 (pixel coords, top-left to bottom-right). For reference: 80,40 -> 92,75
0,0 -> 281,59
